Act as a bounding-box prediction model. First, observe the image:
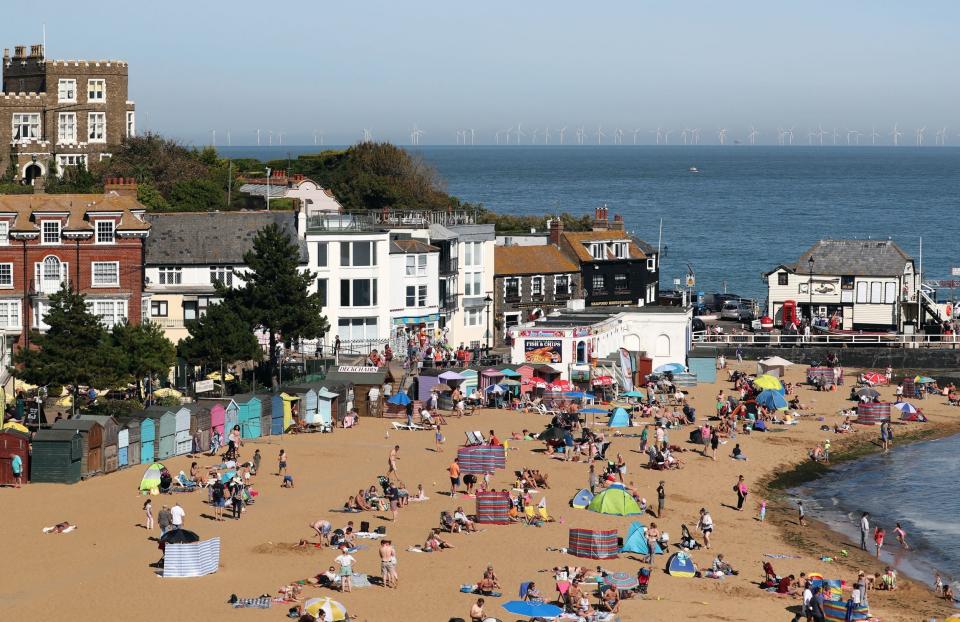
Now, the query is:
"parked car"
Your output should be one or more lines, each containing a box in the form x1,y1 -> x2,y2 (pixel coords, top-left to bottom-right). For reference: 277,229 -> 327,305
691,317 -> 706,333
720,301 -> 754,322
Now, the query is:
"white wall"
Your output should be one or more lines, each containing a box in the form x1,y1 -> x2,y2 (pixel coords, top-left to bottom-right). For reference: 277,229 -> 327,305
389,251 -> 440,328
288,180 -> 343,214
450,237 -> 495,346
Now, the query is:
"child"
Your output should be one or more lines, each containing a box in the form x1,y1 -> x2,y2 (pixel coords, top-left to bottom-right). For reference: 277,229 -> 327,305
588,464 -> 598,494
434,424 -> 444,453
894,522 -> 909,549
282,474 -> 295,488
278,449 -> 287,476
874,527 -> 885,558
758,499 -> 766,523
797,500 -> 807,527
252,449 -> 261,475
143,499 -> 154,530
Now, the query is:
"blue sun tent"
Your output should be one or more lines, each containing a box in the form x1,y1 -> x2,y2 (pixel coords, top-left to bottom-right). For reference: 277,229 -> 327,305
571,488 -> 594,509
621,521 -> 663,556
608,407 -> 630,428
666,552 -> 697,577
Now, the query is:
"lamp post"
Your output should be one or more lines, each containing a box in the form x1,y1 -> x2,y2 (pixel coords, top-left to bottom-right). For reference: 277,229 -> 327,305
265,167 -> 271,211
483,294 -> 493,354
808,255 -> 815,324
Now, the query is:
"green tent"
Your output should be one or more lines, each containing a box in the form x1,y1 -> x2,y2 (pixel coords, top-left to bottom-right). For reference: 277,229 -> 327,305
139,462 -> 166,492
587,484 -> 642,516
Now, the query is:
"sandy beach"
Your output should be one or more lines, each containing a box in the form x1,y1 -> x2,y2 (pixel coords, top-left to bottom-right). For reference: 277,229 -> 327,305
4,362 -> 958,622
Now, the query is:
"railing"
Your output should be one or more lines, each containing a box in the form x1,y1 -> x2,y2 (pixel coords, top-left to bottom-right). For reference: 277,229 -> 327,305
307,209 -> 475,232
148,318 -> 186,329
439,258 -> 458,275
692,331 -> 960,347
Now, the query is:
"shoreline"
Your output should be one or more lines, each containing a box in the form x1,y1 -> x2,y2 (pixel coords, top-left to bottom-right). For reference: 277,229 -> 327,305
759,419 -> 960,618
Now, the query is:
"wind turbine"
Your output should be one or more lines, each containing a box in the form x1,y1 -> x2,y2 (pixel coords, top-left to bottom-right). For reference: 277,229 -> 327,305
846,129 -> 857,145
692,128 -> 701,145
663,129 -> 673,145
776,127 -> 785,146
544,127 -> 551,144
277,132 -> 283,146
210,129 -> 216,146
915,126 -> 925,146
256,128 -> 261,146
816,125 -> 828,146
871,126 -> 880,145
226,130 -> 231,146
362,128 -> 373,143
681,128 -> 690,145
890,124 -> 902,146
558,127 -> 567,144
614,128 -> 624,145
595,125 -> 606,145
576,127 -> 585,145
935,127 -> 946,146
515,123 -> 526,145
832,128 -> 840,145
633,129 -> 643,144
469,128 -> 476,145
748,126 -> 759,145
786,127 -> 795,145
651,127 -> 663,145
269,130 -> 274,146
411,125 -> 423,145
717,128 -> 727,145
531,127 -> 540,144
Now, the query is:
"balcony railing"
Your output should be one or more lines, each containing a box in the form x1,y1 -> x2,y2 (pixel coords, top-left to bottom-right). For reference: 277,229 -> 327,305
307,209 -> 475,232
147,318 -> 187,329
439,257 -> 458,275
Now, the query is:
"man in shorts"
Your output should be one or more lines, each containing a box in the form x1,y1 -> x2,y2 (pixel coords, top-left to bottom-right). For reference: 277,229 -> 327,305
448,458 -> 461,498
657,481 -> 666,518
388,445 -> 400,480
379,539 -> 398,588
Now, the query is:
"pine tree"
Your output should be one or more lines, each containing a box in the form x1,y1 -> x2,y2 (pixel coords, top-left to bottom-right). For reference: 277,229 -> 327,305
111,321 -> 177,400
179,302 -> 263,367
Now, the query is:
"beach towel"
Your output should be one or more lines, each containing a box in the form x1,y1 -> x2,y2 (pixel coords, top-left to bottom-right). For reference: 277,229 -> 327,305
231,597 -> 271,609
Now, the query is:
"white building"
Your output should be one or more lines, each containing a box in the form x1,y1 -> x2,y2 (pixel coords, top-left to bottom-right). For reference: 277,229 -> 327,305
764,239 -> 923,331
388,238 -> 440,333
429,223 -> 496,348
240,173 -> 343,214
506,305 -> 691,381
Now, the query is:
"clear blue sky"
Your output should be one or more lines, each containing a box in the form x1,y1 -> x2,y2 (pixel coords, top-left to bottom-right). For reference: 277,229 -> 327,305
3,1 -> 956,145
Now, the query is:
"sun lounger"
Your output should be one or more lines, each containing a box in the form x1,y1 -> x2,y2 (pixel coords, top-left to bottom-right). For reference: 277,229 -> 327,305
391,421 -> 428,431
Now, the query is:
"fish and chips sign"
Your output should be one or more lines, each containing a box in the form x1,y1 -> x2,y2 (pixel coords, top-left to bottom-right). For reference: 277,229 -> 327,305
524,339 -> 562,364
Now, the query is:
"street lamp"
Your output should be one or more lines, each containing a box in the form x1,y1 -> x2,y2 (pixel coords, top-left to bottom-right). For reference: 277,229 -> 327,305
808,255 -> 815,324
483,294 -> 493,353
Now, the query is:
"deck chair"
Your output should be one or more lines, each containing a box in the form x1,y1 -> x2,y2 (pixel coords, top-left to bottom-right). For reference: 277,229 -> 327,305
440,511 -> 460,533
519,581 -> 532,599
761,561 -> 779,589
523,505 -> 537,524
537,506 -> 555,523
465,430 -> 481,445
176,472 -> 198,489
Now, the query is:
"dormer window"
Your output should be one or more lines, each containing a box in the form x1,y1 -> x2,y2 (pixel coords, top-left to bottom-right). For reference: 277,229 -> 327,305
41,221 -> 61,245
95,220 -> 115,244
614,242 -> 628,259
590,243 -> 604,260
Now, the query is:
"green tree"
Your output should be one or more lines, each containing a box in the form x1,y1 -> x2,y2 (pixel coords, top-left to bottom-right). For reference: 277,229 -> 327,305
179,302 -> 263,369
11,284 -> 123,413
111,321 -> 177,399
227,224 -> 328,386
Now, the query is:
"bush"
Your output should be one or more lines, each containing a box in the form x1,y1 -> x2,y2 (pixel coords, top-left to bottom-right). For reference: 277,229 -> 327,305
87,398 -> 144,419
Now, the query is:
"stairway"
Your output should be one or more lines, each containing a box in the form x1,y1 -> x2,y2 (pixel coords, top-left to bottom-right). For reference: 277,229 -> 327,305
919,284 -> 948,326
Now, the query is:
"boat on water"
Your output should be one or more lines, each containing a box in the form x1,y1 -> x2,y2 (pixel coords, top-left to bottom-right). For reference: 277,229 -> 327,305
688,166 -> 699,173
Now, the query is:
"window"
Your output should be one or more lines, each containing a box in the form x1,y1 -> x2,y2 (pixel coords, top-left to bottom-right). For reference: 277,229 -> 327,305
95,220 -> 115,244
340,240 -> 376,267
12,113 -> 40,142
590,243 -> 604,260
58,79 -> 76,102
465,308 -> 483,326
317,278 -> 327,306
87,299 -> 126,327
209,266 -> 234,287
855,281 -> 868,304
647,256 -> 657,271
58,112 -> 77,143
777,272 -> 789,286
405,254 -> 427,276
841,275 -> 855,291
885,282 -> 896,304
316,242 -> 328,268
555,274 -> 570,296
614,242 -> 628,259
647,283 -> 657,304
88,112 -> 106,142
56,154 -> 87,168
592,274 -> 605,292
158,266 -> 182,285
0,221 -> 8,246
150,300 -> 168,317
406,285 -> 428,307
41,221 -> 61,244
464,271 -> 482,297
463,241 -> 482,267
504,277 -> 520,299
92,261 -> 119,286
0,263 -> 11,287
0,301 -> 20,329
614,273 -> 629,291
337,317 -> 378,340
87,79 -> 106,102
99,153 -> 111,161
531,276 -> 544,297
183,301 -> 198,321
126,111 -> 135,138
340,278 -> 378,307
870,281 -> 883,304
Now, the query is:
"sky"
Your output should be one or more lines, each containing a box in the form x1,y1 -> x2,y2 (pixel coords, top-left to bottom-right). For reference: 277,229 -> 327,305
3,1 -> 958,145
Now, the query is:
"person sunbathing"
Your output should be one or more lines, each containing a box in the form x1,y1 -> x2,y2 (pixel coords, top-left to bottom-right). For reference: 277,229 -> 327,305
600,585 -> 621,613
454,507 -> 478,532
354,491 -> 374,511
343,496 -> 362,512
531,469 -> 550,489
43,522 -> 76,534
424,529 -> 454,551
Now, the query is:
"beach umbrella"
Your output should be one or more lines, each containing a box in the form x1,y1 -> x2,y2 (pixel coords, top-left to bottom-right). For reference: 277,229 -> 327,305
153,387 -> 182,399
159,528 -> 200,545
499,368 -> 522,378
219,469 -> 237,483
205,371 -> 235,382
0,421 -> 28,433
537,426 -> 567,443
139,463 -> 166,491
501,601 -> 563,618
752,374 -> 783,391
861,371 -> 885,385
893,402 -> 918,414
579,407 -> 608,414
438,371 -> 465,381
387,391 -> 411,406
564,391 -> 594,400
484,384 -> 505,394
915,376 -> 935,384
654,362 -> 686,374
500,378 -> 522,386
304,597 -> 348,621
604,571 -> 639,590
856,388 -> 880,399
621,390 -> 645,398
756,389 -> 789,411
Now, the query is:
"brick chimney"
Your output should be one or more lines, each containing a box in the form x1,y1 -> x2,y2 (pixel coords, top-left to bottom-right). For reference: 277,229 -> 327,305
28,44 -> 44,59
548,217 -> 563,246
592,204 -> 610,231
610,213 -> 625,231
13,46 -> 26,60
104,177 -> 138,198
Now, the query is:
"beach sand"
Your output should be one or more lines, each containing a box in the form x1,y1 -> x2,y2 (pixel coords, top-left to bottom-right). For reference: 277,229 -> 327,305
4,362 -> 958,621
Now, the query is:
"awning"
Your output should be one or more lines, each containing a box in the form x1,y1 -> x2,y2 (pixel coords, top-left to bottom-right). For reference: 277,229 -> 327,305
392,313 -> 440,325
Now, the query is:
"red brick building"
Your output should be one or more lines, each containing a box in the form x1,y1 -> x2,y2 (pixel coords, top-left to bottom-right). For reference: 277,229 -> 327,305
0,178 -> 149,355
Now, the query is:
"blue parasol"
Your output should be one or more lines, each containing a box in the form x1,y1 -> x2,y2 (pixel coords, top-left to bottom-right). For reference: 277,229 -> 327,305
621,390 -> 645,398
654,362 -> 686,374
501,600 -> 564,617
387,391 -> 411,406
564,391 -> 595,400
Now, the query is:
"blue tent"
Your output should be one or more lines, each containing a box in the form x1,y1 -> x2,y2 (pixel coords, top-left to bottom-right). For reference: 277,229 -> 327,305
655,362 -> 686,374
621,521 -> 663,555
756,389 -> 788,411
666,551 -> 697,577
608,407 -> 630,428
387,391 -> 411,406
571,488 -> 594,509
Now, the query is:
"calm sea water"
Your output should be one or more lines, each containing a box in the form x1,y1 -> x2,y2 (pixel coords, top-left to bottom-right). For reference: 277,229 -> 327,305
792,433 -> 960,591
220,145 -> 960,301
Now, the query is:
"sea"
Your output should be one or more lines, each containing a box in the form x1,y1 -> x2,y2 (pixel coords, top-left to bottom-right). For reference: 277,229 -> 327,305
218,145 -> 960,302
791,433 -> 960,593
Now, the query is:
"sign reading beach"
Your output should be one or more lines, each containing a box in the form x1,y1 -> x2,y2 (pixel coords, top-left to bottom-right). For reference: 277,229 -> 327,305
524,339 -> 562,363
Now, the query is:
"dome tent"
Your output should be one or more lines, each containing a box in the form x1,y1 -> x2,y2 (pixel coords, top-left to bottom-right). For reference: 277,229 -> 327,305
586,484 -> 642,516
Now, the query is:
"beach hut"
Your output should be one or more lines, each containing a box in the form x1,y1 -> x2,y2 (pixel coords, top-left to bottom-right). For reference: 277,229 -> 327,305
688,356 -> 717,383
270,393 -> 298,434
234,394 -> 263,438
460,368 -> 478,397
0,428 -> 30,485
568,528 -> 619,559
138,415 -> 156,464
140,406 -> 177,460
169,406 -> 193,455
416,368 -> 442,404
52,419 -> 103,477
480,368 -> 505,391
284,385 -> 319,424
475,491 -> 513,525
315,387 -> 338,429
855,402 -> 891,425
223,400 -> 240,437
322,381 -> 351,425
322,369 -> 388,418
186,404 -> 211,452
77,414 -> 120,473
30,429 -> 82,484
117,418 -> 141,468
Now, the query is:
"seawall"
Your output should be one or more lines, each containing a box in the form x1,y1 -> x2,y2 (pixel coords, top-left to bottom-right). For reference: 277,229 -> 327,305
692,344 -> 960,371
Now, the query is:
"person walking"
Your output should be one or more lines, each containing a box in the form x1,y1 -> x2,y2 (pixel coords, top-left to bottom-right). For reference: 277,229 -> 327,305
809,586 -> 826,622
252,448 -> 262,475
894,522 -> 910,549
645,523 -> 660,564
388,445 -> 400,480
157,504 -> 172,536
859,512 -> 870,551
143,499 -> 154,530
798,500 -> 807,527
11,452 -> 22,488
588,463 -> 598,495
656,480 -> 666,518
230,481 -> 244,520
734,475 -> 748,511
698,508 -> 714,549
278,449 -> 288,476
211,477 -> 226,521
710,426 -> 720,461
170,501 -> 185,530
